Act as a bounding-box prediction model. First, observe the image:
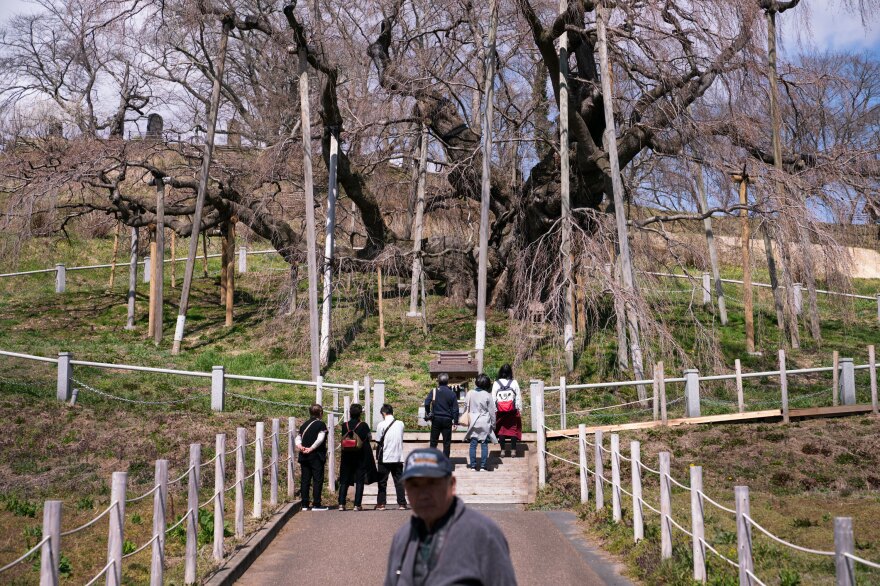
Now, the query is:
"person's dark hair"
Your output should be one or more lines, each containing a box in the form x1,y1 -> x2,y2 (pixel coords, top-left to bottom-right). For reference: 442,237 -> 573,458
309,404 -> 323,418
475,373 -> 492,391
498,363 -> 513,381
349,403 -> 363,420
380,403 -> 394,416
438,372 -> 449,386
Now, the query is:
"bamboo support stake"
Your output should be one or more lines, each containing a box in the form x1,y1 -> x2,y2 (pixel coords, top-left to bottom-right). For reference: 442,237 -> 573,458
184,445 -> 199,584
378,267 -> 386,349
833,350 -> 840,407
735,359 -> 744,413
109,223 -> 120,289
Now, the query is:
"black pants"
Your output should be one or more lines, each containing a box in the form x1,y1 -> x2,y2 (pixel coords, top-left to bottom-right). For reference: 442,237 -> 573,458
299,457 -> 325,508
500,436 -> 518,454
377,462 -> 406,506
429,417 -> 454,457
337,462 -> 365,507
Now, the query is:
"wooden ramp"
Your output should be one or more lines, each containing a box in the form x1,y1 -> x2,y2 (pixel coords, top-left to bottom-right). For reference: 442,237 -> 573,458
546,404 -> 876,438
353,440 -> 537,506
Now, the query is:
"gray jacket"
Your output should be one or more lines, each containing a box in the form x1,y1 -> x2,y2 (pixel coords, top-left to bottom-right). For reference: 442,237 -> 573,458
384,497 -> 517,586
464,389 -> 496,442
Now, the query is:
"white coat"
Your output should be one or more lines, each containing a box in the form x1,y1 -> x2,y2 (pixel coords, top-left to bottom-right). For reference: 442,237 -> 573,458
375,415 -> 404,464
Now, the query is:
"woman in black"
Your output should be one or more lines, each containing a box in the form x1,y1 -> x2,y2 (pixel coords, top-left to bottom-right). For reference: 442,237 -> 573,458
338,403 -> 376,510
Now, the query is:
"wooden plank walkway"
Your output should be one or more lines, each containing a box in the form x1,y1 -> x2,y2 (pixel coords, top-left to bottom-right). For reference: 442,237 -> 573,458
546,404 -> 876,438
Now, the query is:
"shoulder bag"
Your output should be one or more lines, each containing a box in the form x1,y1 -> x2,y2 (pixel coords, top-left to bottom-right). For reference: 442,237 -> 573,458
341,421 -> 365,452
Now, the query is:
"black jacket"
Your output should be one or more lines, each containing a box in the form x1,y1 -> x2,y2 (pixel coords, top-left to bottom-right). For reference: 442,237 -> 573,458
424,385 -> 460,424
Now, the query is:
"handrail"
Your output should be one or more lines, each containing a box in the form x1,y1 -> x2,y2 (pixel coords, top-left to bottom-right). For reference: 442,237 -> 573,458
0,350 -> 59,363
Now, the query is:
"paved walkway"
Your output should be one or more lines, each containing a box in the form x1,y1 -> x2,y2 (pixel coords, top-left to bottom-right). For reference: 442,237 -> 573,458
236,507 -> 634,585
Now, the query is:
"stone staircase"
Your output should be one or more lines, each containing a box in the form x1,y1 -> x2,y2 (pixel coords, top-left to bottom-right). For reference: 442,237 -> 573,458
350,436 -> 537,506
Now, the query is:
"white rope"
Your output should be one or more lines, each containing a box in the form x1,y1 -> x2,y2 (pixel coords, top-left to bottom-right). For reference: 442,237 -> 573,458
598,443 -> 611,454
700,538 -> 740,569
126,484 -> 160,504
122,535 -> 158,559
559,398 -> 650,416
245,438 -> 260,447
638,496 -> 662,516
226,447 -> 239,455
83,560 -> 115,586
742,514 -> 834,557
664,472 -> 692,492
201,453 -> 219,467
696,490 -> 737,516
668,514 -> 694,538
617,452 -> 632,463
61,502 -> 115,536
170,465 -> 196,484
543,450 -> 582,468
0,536 -> 49,574
243,471 -> 258,482
200,491 -> 221,509
165,509 -> 192,534
745,569 -> 768,586
845,552 -> 880,570
638,461 -> 661,476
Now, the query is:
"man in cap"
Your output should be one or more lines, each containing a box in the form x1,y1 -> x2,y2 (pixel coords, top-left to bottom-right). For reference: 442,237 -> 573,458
384,448 -> 517,586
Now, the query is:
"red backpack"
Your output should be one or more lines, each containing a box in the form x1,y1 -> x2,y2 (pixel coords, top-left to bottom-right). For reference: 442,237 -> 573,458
496,381 -> 516,413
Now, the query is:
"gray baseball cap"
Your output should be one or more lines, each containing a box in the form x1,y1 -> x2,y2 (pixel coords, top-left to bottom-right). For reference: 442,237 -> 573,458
401,448 -> 454,480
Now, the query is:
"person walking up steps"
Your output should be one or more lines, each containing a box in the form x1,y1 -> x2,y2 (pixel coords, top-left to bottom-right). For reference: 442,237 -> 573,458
492,363 -> 522,458
464,374 -> 496,472
338,403 -> 377,511
295,404 -> 329,511
424,373 -> 459,457
375,403 -> 408,510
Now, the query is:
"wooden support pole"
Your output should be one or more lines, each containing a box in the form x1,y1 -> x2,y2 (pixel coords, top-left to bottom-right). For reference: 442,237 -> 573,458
536,381 -> 546,488
287,417 -> 296,500
578,424 -> 588,505
271,419 -> 279,507
557,0 -> 574,373
559,376 -> 567,430
652,364 -> 660,421
594,430 -> 604,511
150,460 -> 167,586
737,176 -> 755,353
109,223 -> 120,289
631,441 -> 643,542
185,445 -> 199,584
170,232 -> 176,288
225,221 -> 235,327
40,500 -> 61,586
690,466 -> 706,583
833,351 -> 840,407
202,233 -> 209,278
126,227 -> 138,330
327,413 -> 337,493
869,345 -> 878,415
213,434 -> 225,562
154,179 -> 165,344
735,486 -> 754,585
834,517 -> 855,586
235,428 -> 245,538
253,422 -> 264,518
408,124 -> 429,320
779,349 -> 789,424
148,229 -> 157,338
659,452 -> 672,560
378,268 -> 386,349
611,434 -> 621,522
659,361 -> 668,425
319,127 -> 339,368
107,471 -> 127,586
735,359 -> 744,413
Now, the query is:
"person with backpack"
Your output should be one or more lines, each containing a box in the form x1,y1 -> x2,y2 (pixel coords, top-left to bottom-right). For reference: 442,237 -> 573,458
423,373 -> 460,457
295,404 -> 329,511
492,364 -> 522,457
338,403 -> 376,511
463,373 -> 496,472
374,403 -> 408,510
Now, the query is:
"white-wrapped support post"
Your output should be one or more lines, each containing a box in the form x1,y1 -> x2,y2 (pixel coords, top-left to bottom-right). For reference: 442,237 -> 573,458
238,246 -> 247,273
40,500 -> 61,586
327,413 -> 337,492
211,365 -> 225,412
559,376 -> 567,430
235,428 -> 245,538
536,381 -> 546,488
735,359 -> 744,413
735,486 -> 754,586
840,358 -> 856,406
254,422 -> 264,518
108,471 -> 127,586
594,430 -> 604,511
185,445 -> 199,584
353,380 -> 360,406
55,264 -> 66,293
150,460 -> 167,586
684,369 -> 701,418
578,424 -> 588,504
779,349 -> 789,424
659,452 -> 672,560
690,466 -> 705,583
869,345 -> 877,415
56,352 -> 72,402
373,381 -> 385,424
271,419 -> 279,507
143,255 -> 151,283
213,434 -> 225,562
287,417 -> 296,499
834,517 -> 855,586
702,273 -> 711,306
611,434 -> 621,522
631,441 -> 643,542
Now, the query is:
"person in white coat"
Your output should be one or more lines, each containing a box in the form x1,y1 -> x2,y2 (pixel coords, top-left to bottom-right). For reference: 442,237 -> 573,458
374,403 -> 408,510
464,374 -> 496,471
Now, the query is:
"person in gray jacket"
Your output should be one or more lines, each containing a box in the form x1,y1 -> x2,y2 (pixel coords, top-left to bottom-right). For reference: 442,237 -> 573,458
463,373 -> 496,472
384,448 -> 517,586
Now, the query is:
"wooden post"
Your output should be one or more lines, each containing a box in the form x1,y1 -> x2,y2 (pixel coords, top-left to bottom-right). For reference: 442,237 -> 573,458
559,376 -> 567,430
364,375 -> 373,428
735,486 -> 754,586
685,369 -> 700,418
652,364 -> 660,421
225,221 -> 235,327
213,434 -> 225,562
202,234 -> 209,278
631,441 -> 643,542
154,179 -> 165,344
834,517 -> 855,586
659,452 -> 672,560
378,267 -> 385,349
316,376 -> 324,408
578,424 -> 588,504
536,381 -> 546,488
235,428 -> 245,538
869,345 -> 877,415
319,127 -> 339,368
611,434 -> 621,522
659,361 -> 668,424
185,445 -> 199,584
408,124 -> 429,320
150,460 -> 167,586
344,395 -> 351,423
40,500 -> 61,586
221,228 -> 229,305
107,471 -> 127,586
171,17 -> 233,355
779,349 -> 789,423
557,0 -> 574,373
126,227 -> 138,330
254,422 -> 264,518
833,351 -> 840,407
690,466 -> 706,583
694,161 -> 727,324
211,366 -> 225,412
170,232 -> 176,288
56,352 -> 72,403
109,223 -> 120,289
736,175 -> 755,353
594,430 -> 604,511
271,419 -> 279,507
327,413 -> 337,493
735,359 -> 744,413
287,417 -> 296,500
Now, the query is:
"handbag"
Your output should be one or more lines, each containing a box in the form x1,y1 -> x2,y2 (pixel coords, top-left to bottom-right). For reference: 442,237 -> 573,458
458,391 -> 470,427
425,388 -> 436,420
341,421 -> 365,452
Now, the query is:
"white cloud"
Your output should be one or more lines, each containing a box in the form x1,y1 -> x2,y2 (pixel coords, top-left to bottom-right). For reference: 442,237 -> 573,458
779,2 -> 880,54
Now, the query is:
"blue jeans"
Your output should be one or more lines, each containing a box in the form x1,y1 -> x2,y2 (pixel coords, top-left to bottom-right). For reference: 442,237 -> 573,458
469,437 -> 489,470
